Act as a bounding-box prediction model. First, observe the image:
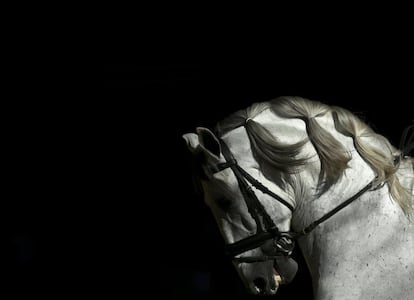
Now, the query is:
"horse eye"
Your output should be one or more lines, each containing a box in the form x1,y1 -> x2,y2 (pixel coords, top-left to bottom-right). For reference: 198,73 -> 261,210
216,197 -> 233,210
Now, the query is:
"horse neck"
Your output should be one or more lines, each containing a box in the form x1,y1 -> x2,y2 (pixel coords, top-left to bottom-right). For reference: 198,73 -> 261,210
294,152 -> 414,299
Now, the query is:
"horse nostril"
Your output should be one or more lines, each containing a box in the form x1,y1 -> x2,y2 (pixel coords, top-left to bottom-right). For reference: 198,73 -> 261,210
253,277 -> 267,292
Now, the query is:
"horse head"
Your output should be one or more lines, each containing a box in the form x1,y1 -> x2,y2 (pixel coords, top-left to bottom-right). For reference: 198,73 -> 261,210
183,126 -> 299,295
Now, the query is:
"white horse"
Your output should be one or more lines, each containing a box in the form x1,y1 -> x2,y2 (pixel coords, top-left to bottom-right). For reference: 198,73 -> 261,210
183,96 -> 414,299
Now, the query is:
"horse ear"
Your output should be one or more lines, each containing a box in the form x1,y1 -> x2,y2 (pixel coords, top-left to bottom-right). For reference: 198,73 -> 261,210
182,133 -> 200,154
182,128 -> 221,160
196,127 -> 221,160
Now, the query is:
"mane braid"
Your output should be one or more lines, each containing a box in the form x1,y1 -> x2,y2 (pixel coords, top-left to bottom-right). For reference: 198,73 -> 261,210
215,102 -> 309,188
245,120 -> 308,174
332,106 -> 413,217
270,96 -> 351,193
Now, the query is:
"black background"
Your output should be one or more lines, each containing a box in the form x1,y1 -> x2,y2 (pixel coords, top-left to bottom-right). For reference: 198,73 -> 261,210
3,6 -> 412,298
7,55 -> 412,299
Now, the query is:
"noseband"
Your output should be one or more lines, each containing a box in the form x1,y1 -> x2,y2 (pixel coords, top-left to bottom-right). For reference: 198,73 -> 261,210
214,138 -> 376,263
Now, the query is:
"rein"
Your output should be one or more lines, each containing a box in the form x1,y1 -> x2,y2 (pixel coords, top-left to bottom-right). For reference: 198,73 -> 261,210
295,179 -> 375,237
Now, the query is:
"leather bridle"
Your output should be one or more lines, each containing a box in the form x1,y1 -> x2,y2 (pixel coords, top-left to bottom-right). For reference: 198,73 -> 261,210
214,138 -> 376,263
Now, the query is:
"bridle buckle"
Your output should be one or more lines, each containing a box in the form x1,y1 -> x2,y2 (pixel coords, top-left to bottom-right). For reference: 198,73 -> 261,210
274,233 -> 295,256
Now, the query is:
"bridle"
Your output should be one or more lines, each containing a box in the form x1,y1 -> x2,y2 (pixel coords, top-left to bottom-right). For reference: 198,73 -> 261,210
214,138 -> 376,263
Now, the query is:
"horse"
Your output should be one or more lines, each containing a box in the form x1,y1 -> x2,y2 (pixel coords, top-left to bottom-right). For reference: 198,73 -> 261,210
182,96 -> 414,299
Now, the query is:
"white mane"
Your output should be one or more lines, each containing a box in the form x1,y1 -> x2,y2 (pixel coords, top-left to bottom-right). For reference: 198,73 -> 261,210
215,96 -> 413,218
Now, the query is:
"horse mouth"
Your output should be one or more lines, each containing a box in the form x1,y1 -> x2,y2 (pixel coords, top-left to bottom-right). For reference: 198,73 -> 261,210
273,267 -> 283,285
273,257 -> 298,285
